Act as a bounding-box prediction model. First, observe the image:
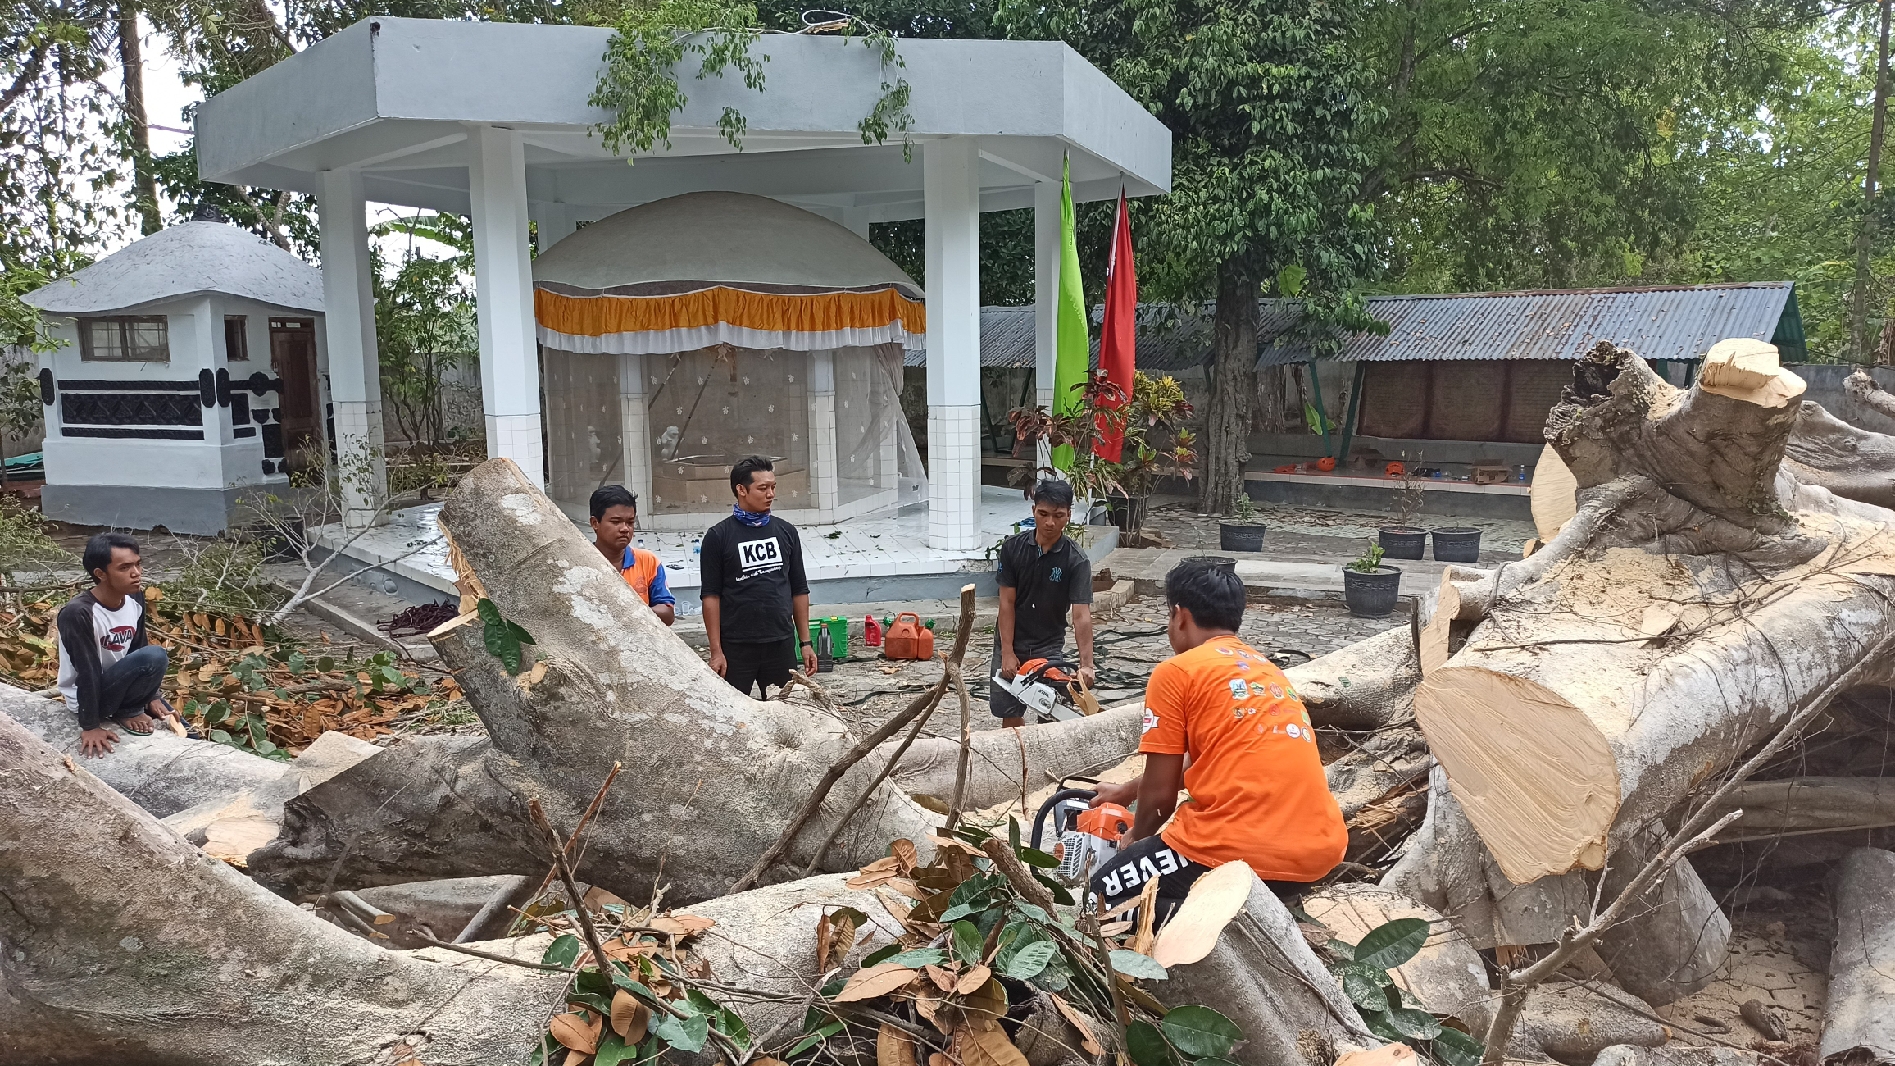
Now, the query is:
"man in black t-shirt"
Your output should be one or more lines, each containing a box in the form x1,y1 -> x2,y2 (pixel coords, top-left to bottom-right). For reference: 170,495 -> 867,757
700,455 -> 817,697
991,479 -> 1095,727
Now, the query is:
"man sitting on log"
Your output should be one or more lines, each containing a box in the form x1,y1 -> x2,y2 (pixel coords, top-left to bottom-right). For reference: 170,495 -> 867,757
589,484 -> 676,627
1088,561 -> 1346,918
56,532 -> 169,757
701,455 -> 818,696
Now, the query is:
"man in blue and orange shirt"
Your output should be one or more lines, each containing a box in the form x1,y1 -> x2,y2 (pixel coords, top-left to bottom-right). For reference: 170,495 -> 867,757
590,485 -> 677,626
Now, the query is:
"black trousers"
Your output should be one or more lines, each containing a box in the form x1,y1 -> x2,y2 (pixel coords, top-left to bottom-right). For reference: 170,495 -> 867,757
1089,834 -> 1310,925
987,637 -> 1063,719
723,637 -> 797,698
98,645 -> 169,722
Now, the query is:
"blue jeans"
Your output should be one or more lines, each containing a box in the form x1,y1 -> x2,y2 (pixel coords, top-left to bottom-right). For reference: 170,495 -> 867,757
99,645 -> 168,721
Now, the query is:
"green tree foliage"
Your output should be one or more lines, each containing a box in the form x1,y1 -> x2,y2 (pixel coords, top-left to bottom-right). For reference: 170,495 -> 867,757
373,213 -> 480,446
1002,0 -> 1382,509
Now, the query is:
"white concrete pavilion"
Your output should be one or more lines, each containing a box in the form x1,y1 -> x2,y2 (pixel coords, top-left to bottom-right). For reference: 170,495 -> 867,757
192,16 -> 1169,562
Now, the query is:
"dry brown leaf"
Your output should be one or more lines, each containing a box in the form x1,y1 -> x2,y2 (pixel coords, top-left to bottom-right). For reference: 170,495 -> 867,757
861,855 -> 904,875
647,913 -> 716,937
953,964 -> 991,996
878,1024 -> 919,1066
1151,859 -> 1255,968
817,908 -> 861,972
915,989 -> 946,1032
549,1011 -> 601,1053
754,1059 -> 789,1066
1334,1044 -> 1419,1066
929,1055 -> 952,1066
891,838 -> 919,874
611,990 -> 650,1042
954,976 -> 1007,1031
884,877 -> 928,901
563,1050 -> 589,1066
835,962 -> 921,1002
1050,994 -> 1104,1057
876,890 -> 914,926
847,870 -> 899,890
925,964 -> 959,992
954,1024 -> 1029,1066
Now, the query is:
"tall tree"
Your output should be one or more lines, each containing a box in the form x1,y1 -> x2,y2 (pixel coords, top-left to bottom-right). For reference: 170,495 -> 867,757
116,0 -> 160,235
1853,0 -> 1892,361
1002,0 -> 1381,511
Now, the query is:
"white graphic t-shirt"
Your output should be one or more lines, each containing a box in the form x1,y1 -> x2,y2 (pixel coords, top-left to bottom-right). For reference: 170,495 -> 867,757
56,594 -> 144,707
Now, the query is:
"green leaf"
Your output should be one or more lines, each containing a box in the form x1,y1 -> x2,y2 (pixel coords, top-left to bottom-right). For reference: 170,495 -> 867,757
594,1033 -> 632,1066
787,1020 -> 847,1056
1353,917 -> 1431,972
861,943 -> 901,967
951,920 -> 984,965
575,968 -> 614,1000
1342,969 -> 1389,1012
1016,845 -> 1060,869
1109,949 -> 1168,981
1385,1006 -> 1443,1041
318,655 -> 335,671
477,597 -> 530,675
208,728 -> 232,744
1432,1027 -> 1485,1066
543,934 -> 582,969
885,948 -> 947,968
714,1007 -> 751,1048
1160,1005 -> 1243,1060
569,990 -> 614,1016
654,1011 -> 710,1052
1125,1020 -> 1174,1066
203,701 -> 229,726
999,940 -> 1057,980
1361,1010 -> 1405,1044
1009,816 -> 1022,851
254,739 -> 277,755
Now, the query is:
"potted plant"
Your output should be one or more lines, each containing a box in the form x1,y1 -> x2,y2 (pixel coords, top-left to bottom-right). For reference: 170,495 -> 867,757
1431,526 -> 1483,562
1219,490 -> 1267,552
1008,370 -> 1197,539
1342,540 -> 1402,618
1379,461 -> 1428,559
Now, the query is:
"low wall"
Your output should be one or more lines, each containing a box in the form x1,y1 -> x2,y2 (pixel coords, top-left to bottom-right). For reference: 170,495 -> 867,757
1788,364 -> 1895,435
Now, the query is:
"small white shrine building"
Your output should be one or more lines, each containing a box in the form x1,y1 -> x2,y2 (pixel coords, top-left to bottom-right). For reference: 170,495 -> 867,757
23,221 -> 326,534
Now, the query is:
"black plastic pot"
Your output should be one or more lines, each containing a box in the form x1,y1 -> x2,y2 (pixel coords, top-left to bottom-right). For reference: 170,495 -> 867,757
1342,565 -> 1403,618
1106,495 -> 1149,535
1219,522 -> 1267,552
1431,527 -> 1483,563
1378,526 -> 1428,560
1182,555 -> 1239,572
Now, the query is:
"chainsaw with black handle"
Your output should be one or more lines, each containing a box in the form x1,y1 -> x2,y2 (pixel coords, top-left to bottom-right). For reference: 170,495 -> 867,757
1031,787 -> 1134,883
992,656 -> 1101,723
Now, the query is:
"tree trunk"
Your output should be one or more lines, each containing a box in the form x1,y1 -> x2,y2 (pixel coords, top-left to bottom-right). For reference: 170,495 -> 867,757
247,459 -> 1147,903
117,1 -> 160,236
1786,401 -> 1895,509
1821,847 -> 1895,1066
1848,367 -> 1895,421
1201,267 -> 1258,513
0,703 -> 568,1066
1413,344 -> 1895,884
1708,777 -> 1895,841
1591,824 -> 1731,1006
1854,0 -> 1893,361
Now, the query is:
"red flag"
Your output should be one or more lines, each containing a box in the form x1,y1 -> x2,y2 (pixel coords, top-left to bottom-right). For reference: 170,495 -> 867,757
1094,188 -> 1137,462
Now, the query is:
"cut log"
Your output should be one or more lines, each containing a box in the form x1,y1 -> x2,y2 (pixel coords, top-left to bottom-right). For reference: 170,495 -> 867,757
1285,625 -> 1423,731
1155,872 -> 1379,1065
1847,367 -> 1895,423
1529,442 -> 1578,543
884,702 -> 1142,810
1414,343 -> 1895,884
1591,825 -> 1731,1006
248,460 -> 1156,903
1820,847 -> 1895,1066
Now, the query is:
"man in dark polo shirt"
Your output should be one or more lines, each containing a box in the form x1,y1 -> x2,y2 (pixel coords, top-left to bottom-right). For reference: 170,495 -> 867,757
991,479 -> 1096,727
701,455 -> 818,697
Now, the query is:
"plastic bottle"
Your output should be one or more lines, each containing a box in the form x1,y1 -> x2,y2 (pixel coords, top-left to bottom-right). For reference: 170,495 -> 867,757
864,615 -> 883,647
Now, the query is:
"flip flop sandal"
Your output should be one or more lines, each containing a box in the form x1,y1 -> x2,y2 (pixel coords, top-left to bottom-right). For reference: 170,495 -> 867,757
119,718 -> 154,736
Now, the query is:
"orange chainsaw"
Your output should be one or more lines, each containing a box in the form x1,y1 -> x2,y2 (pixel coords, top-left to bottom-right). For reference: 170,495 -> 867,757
994,657 -> 1101,723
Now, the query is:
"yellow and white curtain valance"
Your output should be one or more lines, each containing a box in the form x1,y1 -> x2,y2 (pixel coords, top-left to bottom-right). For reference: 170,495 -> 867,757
535,282 -> 925,355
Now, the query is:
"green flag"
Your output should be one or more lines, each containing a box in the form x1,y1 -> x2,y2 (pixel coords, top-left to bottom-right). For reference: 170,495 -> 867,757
1051,154 -> 1088,471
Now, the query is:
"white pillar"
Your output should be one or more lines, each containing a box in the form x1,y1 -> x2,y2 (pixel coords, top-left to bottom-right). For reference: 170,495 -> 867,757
808,350 -> 839,518
536,202 -> 580,251
1033,180 -> 1060,479
924,137 -> 982,551
317,168 -> 388,528
618,351 -> 652,512
469,125 -> 545,487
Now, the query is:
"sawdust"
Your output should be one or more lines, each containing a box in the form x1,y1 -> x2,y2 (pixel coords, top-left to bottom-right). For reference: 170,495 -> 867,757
1551,548 -> 1698,629
1659,900 -> 1829,1048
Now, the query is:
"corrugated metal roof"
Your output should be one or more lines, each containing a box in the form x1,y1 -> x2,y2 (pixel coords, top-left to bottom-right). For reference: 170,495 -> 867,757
1255,282 -> 1798,366
899,282 -> 1801,371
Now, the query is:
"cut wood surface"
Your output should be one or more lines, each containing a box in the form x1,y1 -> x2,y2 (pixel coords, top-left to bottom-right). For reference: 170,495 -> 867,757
1820,847 -> 1895,1066
1529,443 -> 1578,544
1414,343 -> 1895,883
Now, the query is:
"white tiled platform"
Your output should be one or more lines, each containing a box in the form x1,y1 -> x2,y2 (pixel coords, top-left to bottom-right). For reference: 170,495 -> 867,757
314,486 -> 1059,608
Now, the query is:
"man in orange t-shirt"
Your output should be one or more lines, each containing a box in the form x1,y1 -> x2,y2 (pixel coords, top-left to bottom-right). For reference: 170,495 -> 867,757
590,485 -> 676,626
1088,560 -> 1345,916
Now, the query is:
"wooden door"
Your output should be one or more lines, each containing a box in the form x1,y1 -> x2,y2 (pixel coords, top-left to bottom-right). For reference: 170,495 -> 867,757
269,319 -> 320,472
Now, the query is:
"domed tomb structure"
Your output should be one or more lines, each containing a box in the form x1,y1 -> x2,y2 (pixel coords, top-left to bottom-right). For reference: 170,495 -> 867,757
533,192 -> 926,528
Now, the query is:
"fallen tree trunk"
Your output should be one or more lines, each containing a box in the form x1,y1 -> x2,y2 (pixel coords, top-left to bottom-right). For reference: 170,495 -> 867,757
0,682 -> 285,818
1413,343 -> 1895,884
1284,625 -> 1423,730
0,700 -> 567,1066
1785,401 -> 1895,509
248,460 -> 1149,903
1821,846 -> 1895,1066
1709,777 -> 1895,841
1847,367 -> 1895,423
1591,824 -> 1731,1006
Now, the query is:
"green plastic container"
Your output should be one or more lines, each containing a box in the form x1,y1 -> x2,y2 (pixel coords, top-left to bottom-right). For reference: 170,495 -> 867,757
825,616 -> 851,661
